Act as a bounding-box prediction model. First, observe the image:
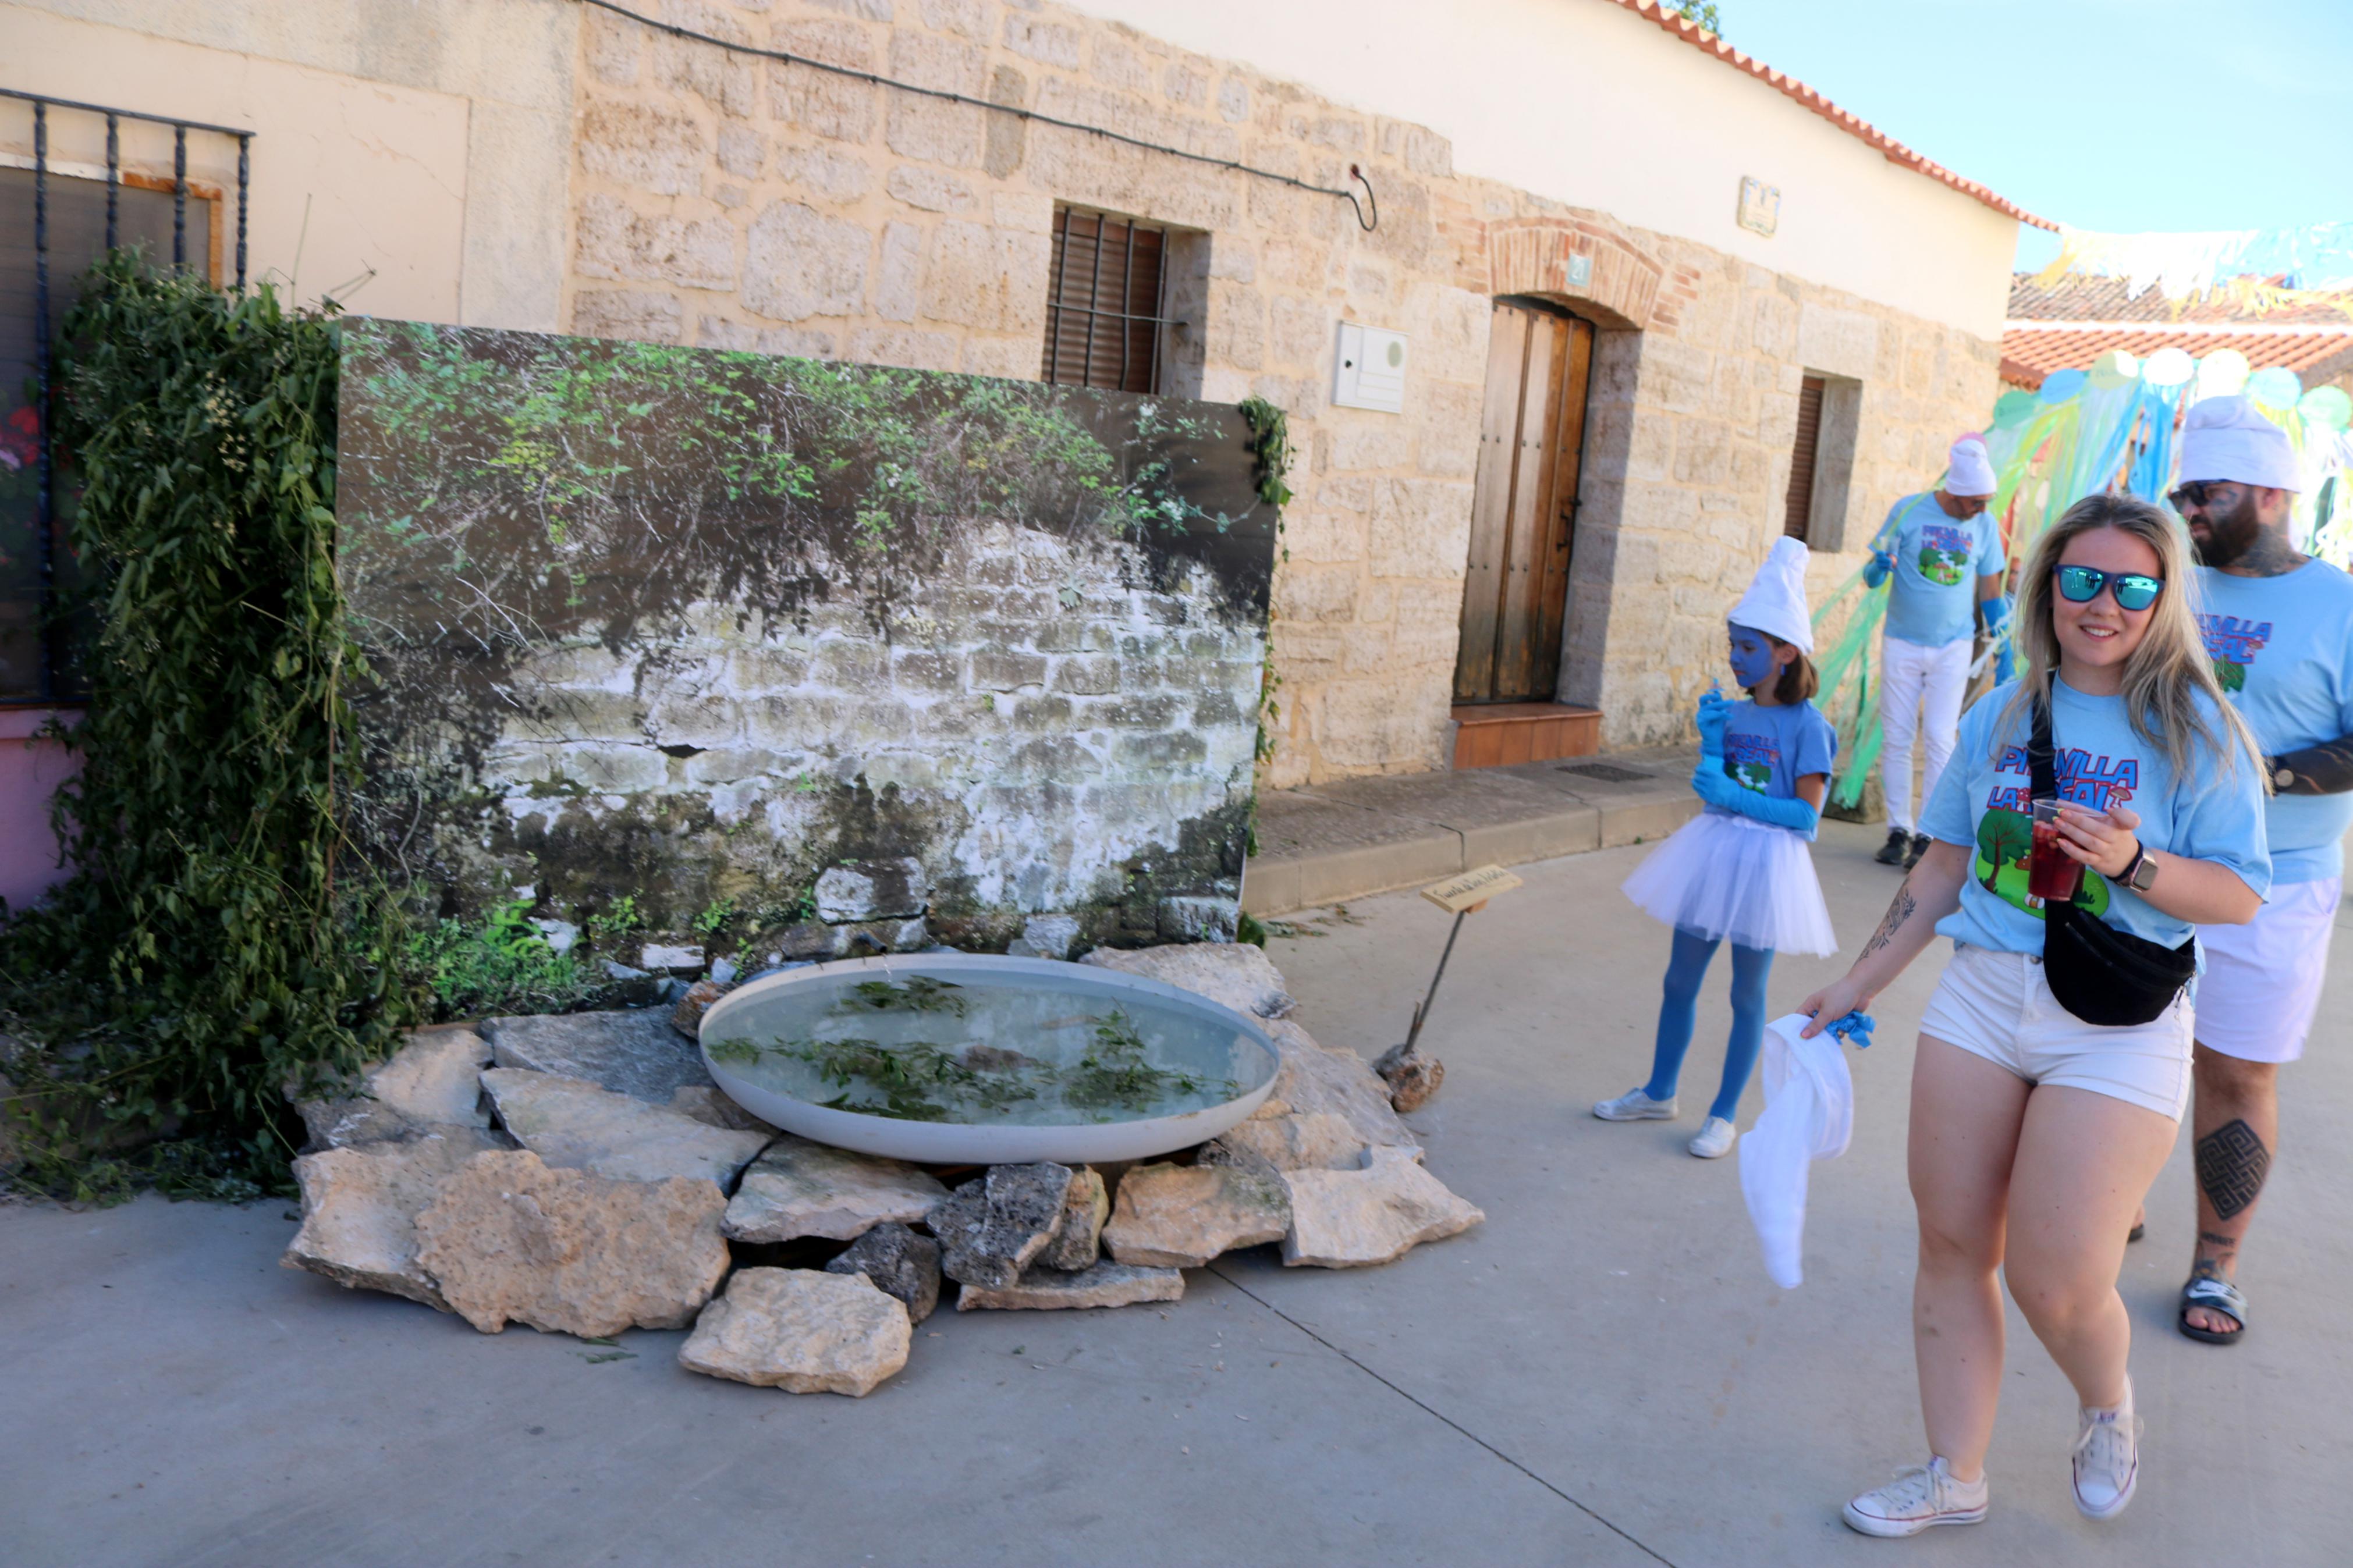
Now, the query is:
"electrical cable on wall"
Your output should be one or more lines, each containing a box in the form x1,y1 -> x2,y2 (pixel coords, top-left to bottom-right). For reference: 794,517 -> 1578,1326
572,0 -> 1379,231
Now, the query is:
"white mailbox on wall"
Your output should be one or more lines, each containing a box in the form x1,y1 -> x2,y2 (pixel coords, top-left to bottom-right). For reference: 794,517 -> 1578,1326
1333,322 -> 1408,414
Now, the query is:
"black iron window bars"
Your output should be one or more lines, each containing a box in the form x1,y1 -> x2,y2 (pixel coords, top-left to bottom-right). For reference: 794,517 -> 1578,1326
1043,207 -> 1176,396
2,88 -> 251,706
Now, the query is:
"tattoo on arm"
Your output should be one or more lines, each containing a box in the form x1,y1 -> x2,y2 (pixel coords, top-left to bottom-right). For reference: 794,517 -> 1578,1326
1861,881 -> 1919,960
2269,733 -> 2353,795
2196,1118 -> 2272,1222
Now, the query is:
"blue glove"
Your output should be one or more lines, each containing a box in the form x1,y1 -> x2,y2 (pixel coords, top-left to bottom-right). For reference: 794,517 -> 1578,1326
1862,548 -> 1894,589
1979,595 -> 2011,635
1695,685 -> 1732,761
1692,767 -> 1821,840
1825,1010 -> 1876,1048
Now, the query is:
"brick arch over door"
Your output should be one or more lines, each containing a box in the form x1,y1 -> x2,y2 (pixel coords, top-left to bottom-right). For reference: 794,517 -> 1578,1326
1486,222 -> 1663,333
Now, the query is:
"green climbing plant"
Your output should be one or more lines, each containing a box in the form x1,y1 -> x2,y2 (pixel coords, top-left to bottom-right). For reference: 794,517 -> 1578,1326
0,255 -> 418,1201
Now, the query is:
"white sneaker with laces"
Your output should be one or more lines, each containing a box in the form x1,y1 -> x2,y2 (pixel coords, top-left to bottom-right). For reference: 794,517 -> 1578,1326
2072,1377 -> 2139,1520
1593,1088 -> 1677,1121
1841,1456 -> 1989,1538
1688,1116 -> 1736,1158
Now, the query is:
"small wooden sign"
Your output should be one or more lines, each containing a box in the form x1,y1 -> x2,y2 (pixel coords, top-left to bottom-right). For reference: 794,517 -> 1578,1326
1420,863 -> 1524,914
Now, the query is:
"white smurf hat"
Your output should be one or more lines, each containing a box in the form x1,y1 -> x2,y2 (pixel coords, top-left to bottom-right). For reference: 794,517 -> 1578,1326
1946,433 -> 1997,498
1729,535 -> 1815,654
2180,394 -> 2301,492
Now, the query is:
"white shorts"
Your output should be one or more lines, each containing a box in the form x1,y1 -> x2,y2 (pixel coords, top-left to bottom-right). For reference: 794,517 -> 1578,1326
1919,944 -> 2193,1121
2194,877 -> 2343,1064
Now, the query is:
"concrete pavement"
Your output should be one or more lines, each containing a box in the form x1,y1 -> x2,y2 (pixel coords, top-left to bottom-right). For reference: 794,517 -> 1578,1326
6,820 -> 2350,1567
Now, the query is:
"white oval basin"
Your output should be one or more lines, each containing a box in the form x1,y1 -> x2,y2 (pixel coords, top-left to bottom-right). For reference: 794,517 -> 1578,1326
697,952 -> 1281,1164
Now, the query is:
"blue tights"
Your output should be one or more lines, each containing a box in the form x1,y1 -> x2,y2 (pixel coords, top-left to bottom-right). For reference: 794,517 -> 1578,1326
1643,925 -> 1774,1122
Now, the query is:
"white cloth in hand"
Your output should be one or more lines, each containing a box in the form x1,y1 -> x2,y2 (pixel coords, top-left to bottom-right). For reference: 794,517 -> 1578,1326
1737,1013 -> 1854,1289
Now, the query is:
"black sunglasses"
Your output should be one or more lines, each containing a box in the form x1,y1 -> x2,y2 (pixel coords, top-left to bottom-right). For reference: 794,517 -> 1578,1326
2054,564 -> 2164,612
2166,480 -> 2228,511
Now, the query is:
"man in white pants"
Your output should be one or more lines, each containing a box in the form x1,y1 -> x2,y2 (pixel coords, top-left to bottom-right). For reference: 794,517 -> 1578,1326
2171,395 -> 2353,1345
1864,433 -> 2008,869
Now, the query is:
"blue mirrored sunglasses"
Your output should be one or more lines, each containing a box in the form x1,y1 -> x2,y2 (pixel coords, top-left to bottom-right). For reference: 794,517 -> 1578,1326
2054,564 -> 2163,612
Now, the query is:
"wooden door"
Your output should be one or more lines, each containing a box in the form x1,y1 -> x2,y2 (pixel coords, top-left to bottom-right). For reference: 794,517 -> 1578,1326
1454,299 -> 1594,704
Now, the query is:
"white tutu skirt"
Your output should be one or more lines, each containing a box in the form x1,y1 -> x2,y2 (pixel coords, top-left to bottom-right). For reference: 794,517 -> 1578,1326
1620,810 -> 1838,957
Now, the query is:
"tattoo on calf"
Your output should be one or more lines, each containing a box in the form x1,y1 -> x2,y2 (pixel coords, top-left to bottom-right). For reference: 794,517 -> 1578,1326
1861,882 -> 1918,959
2196,1118 -> 2272,1221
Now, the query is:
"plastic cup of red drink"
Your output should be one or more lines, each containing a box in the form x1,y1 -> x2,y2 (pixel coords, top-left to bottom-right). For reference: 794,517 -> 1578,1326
2028,799 -> 2084,904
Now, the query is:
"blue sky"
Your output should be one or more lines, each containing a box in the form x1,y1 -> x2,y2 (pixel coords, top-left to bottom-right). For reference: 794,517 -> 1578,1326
1717,1 -> 2353,266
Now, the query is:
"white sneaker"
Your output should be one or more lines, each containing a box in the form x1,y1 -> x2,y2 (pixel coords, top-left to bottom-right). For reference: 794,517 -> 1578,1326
1593,1087 -> 1677,1121
2072,1377 -> 2139,1520
1688,1117 -> 1736,1158
1842,1456 -> 1989,1537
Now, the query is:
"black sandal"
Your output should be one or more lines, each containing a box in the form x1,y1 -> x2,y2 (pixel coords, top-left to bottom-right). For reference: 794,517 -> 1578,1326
2180,1274 -> 2247,1345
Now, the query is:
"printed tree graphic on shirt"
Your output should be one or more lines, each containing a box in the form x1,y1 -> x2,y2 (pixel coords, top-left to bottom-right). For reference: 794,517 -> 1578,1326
1975,806 -> 2111,919
1732,760 -> 1772,793
1918,543 -> 1969,586
2213,659 -> 2248,694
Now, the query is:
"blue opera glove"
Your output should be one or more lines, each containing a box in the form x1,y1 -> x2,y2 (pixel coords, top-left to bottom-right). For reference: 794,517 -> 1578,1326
1863,548 -> 1894,589
1826,1010 -> 1876,1049
1979,595 -> 2012,635
1695,686 -> 1733,760
1694,768 -> 1821,840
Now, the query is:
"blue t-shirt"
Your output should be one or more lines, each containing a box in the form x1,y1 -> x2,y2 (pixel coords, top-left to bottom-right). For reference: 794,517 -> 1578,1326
2195,560 -> 2353,884
1710,698 -> 1837,812
1877,493 -> 2006,649
1919,678 -> 2272,957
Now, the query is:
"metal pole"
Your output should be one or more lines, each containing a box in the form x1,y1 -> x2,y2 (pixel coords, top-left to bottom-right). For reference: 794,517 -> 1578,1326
33,99 -> 55,703
105,112 -> 119,248
235,133 -> 250,290
173,123 -> 187,268
1402,909 -> 1470,1054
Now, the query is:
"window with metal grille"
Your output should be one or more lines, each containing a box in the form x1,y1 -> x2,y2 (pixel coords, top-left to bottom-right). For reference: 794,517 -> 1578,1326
1784,374 -> 1826,541
1042,207 -> 1172,394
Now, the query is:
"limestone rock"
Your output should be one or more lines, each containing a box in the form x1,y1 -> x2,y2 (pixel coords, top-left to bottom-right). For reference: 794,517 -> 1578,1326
280,1126 -> 508,1310
1080,941 -> 1296,1019
482,1009 -> 712,1103
292,1025 -> 493,1150
927,1162 -> 1074,1288
678,1268 -> 910,1397
414,1150 -> 731,1336
824,1221 -> 942,1324
639,943 -> 705,972
1281,1147 -> 1484,1268
1265,1021 -> 1419,1155
1103,1161 -> 1290,1267
1372,1041 -> 1446,1113
670,977 -> 733,1039
1017,912 -> 1081,959
815,858 -> 927,921
956,1260 -> 1184,1311
1201,1110 -> 1367,1172
481,1069 -> 771,1190
1035,1166 -> 1109,1271
666,1084 -> 778,1135
724,1135 -> 949,1243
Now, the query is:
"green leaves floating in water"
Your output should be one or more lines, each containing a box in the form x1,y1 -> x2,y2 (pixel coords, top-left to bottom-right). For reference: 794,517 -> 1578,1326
711,1008 -> 1238,1123
841,977 -> 968,1016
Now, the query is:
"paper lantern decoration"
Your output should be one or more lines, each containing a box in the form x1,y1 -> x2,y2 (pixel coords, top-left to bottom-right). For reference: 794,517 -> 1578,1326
2246,366 -> 2305,409
2142,347 -> 2196,387
2301,386 -> 2352,432
1990,389 -> 2039,428
2088,349 -> 2140,387
2194,349 -> 2251,400
2037,368 -> 2088,404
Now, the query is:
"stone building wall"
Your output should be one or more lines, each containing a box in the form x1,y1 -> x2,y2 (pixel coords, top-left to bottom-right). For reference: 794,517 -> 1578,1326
562,0 -> 2004,776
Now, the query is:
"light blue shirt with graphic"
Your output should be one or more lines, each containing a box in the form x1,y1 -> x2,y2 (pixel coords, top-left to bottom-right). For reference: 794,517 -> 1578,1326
1709,699 -> 1836,810
1919,677 -> 2272,957
1877,493 -> 2006,649
2196,559 -> 2353,884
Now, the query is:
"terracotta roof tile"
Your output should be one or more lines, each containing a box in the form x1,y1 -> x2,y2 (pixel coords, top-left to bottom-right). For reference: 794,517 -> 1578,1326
2009,273 -> 2353,326
1998,324 -> 2353,391
1605,1 -> 2051,229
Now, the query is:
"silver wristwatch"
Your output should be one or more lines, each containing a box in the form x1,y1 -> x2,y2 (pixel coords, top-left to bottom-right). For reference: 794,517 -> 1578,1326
2122,842 -> 2160,893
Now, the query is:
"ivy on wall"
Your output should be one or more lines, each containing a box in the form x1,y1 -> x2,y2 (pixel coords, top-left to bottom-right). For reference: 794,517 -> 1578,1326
0,257 -> 414,1199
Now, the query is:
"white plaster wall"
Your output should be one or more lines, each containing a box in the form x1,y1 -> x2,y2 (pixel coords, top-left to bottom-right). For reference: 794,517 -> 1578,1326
0,0 -> 577,329
1070,0 -> 2021,336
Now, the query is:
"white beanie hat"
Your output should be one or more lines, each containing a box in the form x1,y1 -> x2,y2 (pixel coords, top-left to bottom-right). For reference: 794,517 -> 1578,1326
2180,394 -> 2301,492
1729,535 -> 1815,655
1945,433 -> 1997,498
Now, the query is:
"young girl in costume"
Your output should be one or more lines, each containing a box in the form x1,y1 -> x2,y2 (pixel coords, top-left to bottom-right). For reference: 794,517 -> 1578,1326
1800,494 -> 2269,1535
1601,537 -> 1840,1158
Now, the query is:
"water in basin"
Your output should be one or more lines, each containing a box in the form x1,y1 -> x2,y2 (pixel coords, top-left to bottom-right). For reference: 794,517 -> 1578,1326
703,966 -> 1264,1128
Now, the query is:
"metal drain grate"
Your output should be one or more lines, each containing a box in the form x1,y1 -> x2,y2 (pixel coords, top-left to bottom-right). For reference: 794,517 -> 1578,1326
1557,762 -> 1653,783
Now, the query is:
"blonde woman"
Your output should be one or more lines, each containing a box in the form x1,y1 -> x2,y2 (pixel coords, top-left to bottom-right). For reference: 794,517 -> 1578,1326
1798,493 -> 2270,1535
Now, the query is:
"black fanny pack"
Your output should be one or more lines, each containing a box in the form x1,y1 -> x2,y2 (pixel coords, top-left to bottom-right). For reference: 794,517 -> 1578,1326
2029,696 -> 2196,1027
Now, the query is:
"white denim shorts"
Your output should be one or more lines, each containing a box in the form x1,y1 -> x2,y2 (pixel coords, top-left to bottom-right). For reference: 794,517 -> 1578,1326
2194,877 -> 2342,1064
1918,943 -> 2192,1121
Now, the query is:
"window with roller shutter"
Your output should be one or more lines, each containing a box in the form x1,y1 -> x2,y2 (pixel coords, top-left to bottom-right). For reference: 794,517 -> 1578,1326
1041,207 -> 1176,394
1784,374 -> 1826,542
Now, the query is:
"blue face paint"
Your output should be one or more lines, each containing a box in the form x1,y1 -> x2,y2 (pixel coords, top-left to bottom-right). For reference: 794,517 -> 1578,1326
1727,624 -> 1779,690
